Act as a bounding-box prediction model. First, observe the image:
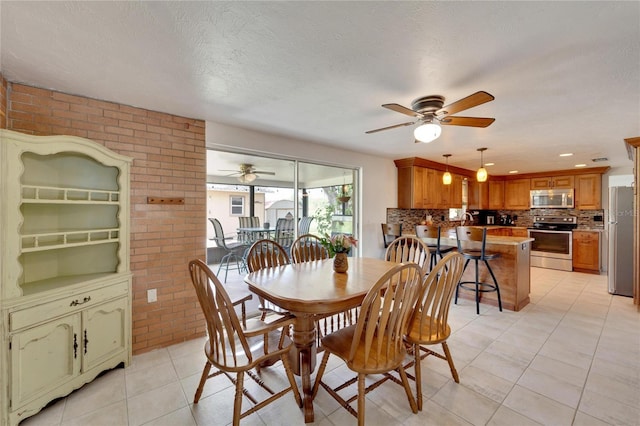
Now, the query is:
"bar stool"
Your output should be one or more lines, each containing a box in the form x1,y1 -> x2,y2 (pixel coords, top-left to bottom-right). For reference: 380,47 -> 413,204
415,225 -> 457,271
455,226 -> 502,314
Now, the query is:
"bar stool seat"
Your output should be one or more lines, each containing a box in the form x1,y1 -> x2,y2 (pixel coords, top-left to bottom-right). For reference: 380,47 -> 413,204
455,226 -> 502,314
415,225 -> 457,271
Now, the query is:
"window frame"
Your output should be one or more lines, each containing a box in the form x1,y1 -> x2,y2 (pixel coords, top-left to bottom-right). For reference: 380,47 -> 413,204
230,195 -> 245,216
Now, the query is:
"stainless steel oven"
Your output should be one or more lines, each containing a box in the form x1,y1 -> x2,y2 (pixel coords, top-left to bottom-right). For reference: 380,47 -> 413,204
528,216 -> 577,271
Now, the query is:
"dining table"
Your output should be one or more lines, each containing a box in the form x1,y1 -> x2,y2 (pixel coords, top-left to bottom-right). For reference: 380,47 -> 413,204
237,226 -> 276,244
244,257 -> 399,423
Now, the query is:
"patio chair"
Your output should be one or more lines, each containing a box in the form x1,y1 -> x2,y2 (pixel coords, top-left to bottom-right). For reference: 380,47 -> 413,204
238,216 -> 261,243
298,216 -> 314,235
188,259 -> 301,426
209,218 -> 247,282
274,217 -> 295,250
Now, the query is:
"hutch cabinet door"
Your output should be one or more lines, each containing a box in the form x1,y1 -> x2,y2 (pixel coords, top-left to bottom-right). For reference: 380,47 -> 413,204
10,315 -> 81,409
82,297 -> 128,372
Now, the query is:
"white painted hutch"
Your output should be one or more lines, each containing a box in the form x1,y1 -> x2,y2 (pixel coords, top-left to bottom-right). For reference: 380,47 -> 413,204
0,130 -> 132,425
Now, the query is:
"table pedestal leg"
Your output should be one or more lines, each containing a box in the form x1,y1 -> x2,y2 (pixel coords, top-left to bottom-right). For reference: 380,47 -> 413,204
291,314 -> 317,423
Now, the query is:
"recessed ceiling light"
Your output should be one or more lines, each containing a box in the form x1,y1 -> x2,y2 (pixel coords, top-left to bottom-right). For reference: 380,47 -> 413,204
575,164 -> 587,168
559,153 -> 573,157
484,162 -> 495,166
508,170 -> 518,174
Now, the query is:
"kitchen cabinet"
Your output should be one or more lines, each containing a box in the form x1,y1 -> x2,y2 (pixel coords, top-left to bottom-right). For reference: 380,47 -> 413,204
575,174 -> 602,210
397,166 -> 422,209
504,179 -> 530,209
572,230 -> 600,273
1,130 -> 132,425
437,171 -> 463,209
468,181 -> 489,210
511,228 -> 529,238
397,166 -> 463,209
489,181 -> 504,209
530,175 -> 574,189
485,227 -> 529,237
449,174 -> 464,208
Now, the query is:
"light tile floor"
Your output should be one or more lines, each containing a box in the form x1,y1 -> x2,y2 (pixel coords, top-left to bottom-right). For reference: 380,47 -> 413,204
21,267 -> 640,426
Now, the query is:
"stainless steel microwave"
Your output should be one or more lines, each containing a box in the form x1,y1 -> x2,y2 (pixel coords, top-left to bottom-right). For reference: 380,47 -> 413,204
530,189 -> 574,208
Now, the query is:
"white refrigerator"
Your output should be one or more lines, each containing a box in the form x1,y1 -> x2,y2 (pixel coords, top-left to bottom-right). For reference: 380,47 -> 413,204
607,186 -> 634,296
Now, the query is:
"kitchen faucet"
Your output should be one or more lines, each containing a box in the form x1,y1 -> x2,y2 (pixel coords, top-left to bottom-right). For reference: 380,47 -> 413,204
462,212 -> 474,225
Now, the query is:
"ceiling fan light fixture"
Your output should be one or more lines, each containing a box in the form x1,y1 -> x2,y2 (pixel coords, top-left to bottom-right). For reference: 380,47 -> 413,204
414,122 -> 441,143
238,172 -> 257,183
476,147 -> 488,182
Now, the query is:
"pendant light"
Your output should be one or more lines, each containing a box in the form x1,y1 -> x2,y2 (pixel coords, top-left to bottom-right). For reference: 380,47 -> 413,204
476,147 -> 488,182
442,154 -> 452,185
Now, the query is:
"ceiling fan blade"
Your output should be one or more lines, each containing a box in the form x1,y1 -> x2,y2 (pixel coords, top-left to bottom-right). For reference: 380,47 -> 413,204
365,121 -> 416,134
382,103 -> 422,117
253,170 -> 276,175
436,91 -> 494,117
440,116 -> 495,127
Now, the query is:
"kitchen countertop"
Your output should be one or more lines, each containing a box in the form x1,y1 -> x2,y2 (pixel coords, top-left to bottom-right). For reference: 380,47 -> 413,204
405,231 -> 534,246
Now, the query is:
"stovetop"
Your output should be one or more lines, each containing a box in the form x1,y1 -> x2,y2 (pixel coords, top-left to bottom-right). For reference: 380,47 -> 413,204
531,216 -> 578,231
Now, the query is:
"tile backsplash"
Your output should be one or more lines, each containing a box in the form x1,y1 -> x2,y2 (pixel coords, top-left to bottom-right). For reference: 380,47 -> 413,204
387,208 -> 605,231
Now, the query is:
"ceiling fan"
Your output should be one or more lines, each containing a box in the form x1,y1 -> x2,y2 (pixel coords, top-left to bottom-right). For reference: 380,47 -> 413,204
366,91 -> 495,143
220,163 -> 275,183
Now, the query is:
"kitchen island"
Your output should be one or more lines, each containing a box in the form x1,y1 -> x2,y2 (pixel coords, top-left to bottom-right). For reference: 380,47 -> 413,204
418,229 -> 534,312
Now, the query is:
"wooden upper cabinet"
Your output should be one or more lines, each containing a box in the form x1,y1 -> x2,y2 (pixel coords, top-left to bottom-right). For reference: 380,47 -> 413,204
504,179 -> 530,209
468,180 -> 490,209
450,174 -> 463,208
489,181 -> 505,209
397,165 -> 464,209
530,175 -> 575,189
397,166 -> 424,209
575,174 -> 601,210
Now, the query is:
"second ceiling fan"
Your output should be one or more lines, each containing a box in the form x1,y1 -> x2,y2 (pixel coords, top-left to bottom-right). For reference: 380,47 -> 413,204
366,91 -> 495,143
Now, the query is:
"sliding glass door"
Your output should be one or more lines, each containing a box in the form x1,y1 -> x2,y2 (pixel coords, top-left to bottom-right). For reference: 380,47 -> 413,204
206,150 -> 358,253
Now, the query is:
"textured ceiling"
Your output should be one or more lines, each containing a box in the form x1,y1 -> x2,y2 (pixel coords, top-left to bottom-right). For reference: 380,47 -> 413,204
1,1 -> 639,175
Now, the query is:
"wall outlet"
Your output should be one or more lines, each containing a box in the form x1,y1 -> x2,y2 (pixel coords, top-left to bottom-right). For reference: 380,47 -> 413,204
147,288 -> 157,303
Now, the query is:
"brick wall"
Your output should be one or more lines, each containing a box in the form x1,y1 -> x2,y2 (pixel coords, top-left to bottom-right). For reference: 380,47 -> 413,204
5,82 -> 207,354
0,74 -> 7,129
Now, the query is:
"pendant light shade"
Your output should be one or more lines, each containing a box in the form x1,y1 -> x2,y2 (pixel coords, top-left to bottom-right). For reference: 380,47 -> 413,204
476,148 -> 488,182
414,121 -> 442,143
442,154 -> 452,185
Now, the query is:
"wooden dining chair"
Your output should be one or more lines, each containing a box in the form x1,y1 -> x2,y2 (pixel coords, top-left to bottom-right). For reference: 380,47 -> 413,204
381,223 -> 402,248
415,224 -> 457,271
404,252 -> 465,410
290,234 -> 328,263
311,262 -> 423,426
290,233 -> 358,350
384,235 -> 431,277
245,239 -> 291,321
188,259 -> 301,426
